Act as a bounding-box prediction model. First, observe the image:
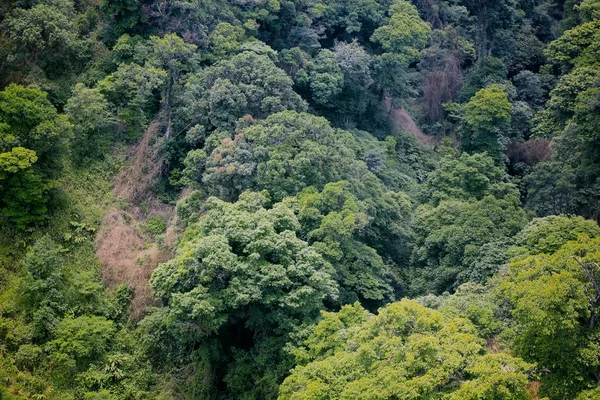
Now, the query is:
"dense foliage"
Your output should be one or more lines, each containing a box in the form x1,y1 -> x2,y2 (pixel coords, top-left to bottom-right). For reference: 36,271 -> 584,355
2,0 -> 600,398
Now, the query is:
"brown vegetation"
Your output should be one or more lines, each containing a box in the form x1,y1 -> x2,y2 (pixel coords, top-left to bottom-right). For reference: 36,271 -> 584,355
114,121 -> 164,203
386,96 -> 436,146
507,139 -> 551,166
96,210 -> 156,318
96,122 -> 178,319
423,55 -> 462,123
526,381 -> 542,400
486,336 -> 502,354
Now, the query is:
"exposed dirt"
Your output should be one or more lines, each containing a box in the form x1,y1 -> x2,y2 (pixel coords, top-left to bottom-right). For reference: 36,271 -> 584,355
385,97 -> 436,146
96,123 -> 178,319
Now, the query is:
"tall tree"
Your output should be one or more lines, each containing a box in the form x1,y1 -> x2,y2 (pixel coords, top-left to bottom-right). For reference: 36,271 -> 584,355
65,84 -> 114,162
280,300 -> 533,400
177,50 -> 306,135
146,191 -> 338,398
145,34 -> 198,138
0,85 -> 72,227
497,234 -> 600,398
461,85 -> 512,161
460,0 -> 518,60
308,49 -> 344,107
371,0 -> 431,108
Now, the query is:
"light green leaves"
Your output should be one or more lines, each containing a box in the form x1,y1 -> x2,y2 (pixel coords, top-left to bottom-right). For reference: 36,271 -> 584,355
461,85 -> 511,160
497,233 -> 600,398
0,85 -> 71,227
0,148 -> 37,179
371,1 -> 431,60
149,191 -> 338,338
280,300 -> 531,400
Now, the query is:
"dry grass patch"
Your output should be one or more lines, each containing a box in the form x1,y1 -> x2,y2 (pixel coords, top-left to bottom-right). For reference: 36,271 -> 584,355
96,123 -> 178,319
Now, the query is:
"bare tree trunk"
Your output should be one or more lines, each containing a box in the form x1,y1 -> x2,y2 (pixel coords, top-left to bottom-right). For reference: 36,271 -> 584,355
573,258 -> 600,329
164,74 -> 173,138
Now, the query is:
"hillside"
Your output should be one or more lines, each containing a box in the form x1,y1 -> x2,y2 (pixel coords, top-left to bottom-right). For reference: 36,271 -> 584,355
1,0 -> 600,399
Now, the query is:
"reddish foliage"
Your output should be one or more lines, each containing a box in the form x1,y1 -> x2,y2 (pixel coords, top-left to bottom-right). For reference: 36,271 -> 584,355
508,139 -> 551,166
423,55 -> 463,123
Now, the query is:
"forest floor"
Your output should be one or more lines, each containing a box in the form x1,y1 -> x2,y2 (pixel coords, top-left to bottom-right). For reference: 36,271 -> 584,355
385,97 -> 436,146
95,122 -> 177,319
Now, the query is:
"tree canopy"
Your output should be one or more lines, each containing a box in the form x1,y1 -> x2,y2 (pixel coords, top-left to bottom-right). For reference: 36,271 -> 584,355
2,0 -> 600,398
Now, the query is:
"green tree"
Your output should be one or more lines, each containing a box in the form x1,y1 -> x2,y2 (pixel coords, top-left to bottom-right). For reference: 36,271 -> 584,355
310,0 -> 392,37
199,111 -> 361,200
93,33 -> 198,141
545,20 -> 600,73
0,84 -> 71,170
459,56 -> 508,102
280,300 -> 533,400
417,282 -> 504,340
177,51 -> 306,134
0,84 -> 71,227
512,70 -> 546,108
145,34 -> 198,138
497,234 -> 600,398
505,22 -> 546,75
65,84 -> 114,163
461,85 -> 512,161
18,236 -> 66,339
46,316 -> 117,387
332,40 -> 375,121
459,0 -> 518,60
371,1 -> 431,108
423,152 -> 509,205
100,0 -> 143,37
308,49 -> 344,107
533,66 -> 600,218
372,53 -> 421,109
146,191 -> 338,398
197,111 -> 413,264
448,353 -> 534,400
575,387 -> 600,399
524,161 -> 577,216
98,63 -> 167,139
533,67 -> 600,137
578,0 -> 600,22
411,193 -> 527,293
2,0 -> 94,101
371,1 -> 431,58
208,22 -> 246,61
0,148 -> 48,228
509,215 -> 600,257
295,182 -> 394,305
334,40 -> 373,88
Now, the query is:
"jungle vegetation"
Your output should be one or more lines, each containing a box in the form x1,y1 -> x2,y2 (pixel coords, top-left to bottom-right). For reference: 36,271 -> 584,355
2,0 -> 600,399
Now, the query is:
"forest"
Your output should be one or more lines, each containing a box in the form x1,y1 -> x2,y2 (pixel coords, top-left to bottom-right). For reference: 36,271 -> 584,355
1,0 -> 600,398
